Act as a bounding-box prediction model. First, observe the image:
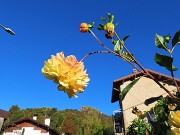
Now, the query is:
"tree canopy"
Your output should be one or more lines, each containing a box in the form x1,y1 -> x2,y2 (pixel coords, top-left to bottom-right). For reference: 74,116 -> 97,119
3,105 -> 114,135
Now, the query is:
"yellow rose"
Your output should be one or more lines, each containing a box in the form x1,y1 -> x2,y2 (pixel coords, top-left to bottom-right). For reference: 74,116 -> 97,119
42,52 -> 90,98
168,111 -> 180,135
168,111 -> 180,128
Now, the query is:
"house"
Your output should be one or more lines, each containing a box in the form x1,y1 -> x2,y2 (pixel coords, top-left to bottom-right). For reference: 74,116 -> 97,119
2,116 -> 59,135
112,109 -> 123,135
111,69 -> 180,133
80,106 -> 90,112
0,109 -> 9,131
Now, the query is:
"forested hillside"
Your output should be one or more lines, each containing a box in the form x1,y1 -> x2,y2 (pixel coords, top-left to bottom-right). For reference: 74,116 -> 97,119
3,105 -> 114,135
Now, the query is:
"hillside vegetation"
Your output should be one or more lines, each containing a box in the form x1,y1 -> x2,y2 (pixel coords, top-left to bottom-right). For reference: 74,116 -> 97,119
4,105 -> 114,135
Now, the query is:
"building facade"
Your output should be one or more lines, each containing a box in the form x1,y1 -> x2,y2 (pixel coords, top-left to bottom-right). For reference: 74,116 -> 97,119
111,69 -> 180,133
2,117 -> 59,135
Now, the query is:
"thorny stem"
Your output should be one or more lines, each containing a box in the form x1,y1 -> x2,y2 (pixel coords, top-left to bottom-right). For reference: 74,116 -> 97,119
114,31 -> 177,99
80,51 -> 110,62
169,52 -> 180,92
89,29 -> 141,72
171,71 -> 180,93
114,32 -> 146,73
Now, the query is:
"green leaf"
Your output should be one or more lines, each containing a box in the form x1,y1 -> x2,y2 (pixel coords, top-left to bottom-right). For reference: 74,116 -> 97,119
112,39 -> 117,45
101,16 -> 107,23
119,77 -> 141,101
88,22 -> 94,28
122,52 -> 134,62
172,30 -> 180,48
97,24 -> 104,30
114,44 -> 120,53
114,40 -> 122,54
122,35 -> 131,42
107,12 -> 114,23
172,66 -> 178,71
155,34 -> 170,52
110,15 -> 114,23
107,13 -> 111,21
154,53 -> 175,71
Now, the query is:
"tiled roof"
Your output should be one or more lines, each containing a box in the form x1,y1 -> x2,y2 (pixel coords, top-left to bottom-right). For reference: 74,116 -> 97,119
3,117 -> 59,135
111,69 -> 180,103
0,109 -> 9,119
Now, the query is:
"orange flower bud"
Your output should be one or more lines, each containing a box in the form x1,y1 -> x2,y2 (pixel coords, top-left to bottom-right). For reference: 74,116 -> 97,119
80,23 -> 88,33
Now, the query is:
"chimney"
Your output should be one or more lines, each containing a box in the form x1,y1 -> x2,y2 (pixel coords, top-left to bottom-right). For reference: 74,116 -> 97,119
33,115 -> 37,120
44,116 -> 51,126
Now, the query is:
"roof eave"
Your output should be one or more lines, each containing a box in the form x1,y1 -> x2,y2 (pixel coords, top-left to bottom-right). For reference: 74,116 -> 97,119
111,69 -> 180,103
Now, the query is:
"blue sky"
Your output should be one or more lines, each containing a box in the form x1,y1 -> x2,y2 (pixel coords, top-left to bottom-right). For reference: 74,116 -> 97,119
0,0 -> 180,116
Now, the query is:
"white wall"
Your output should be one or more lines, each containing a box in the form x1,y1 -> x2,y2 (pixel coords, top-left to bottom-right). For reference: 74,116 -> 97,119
3,127 -> 50,135
121,77 -> 176,129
